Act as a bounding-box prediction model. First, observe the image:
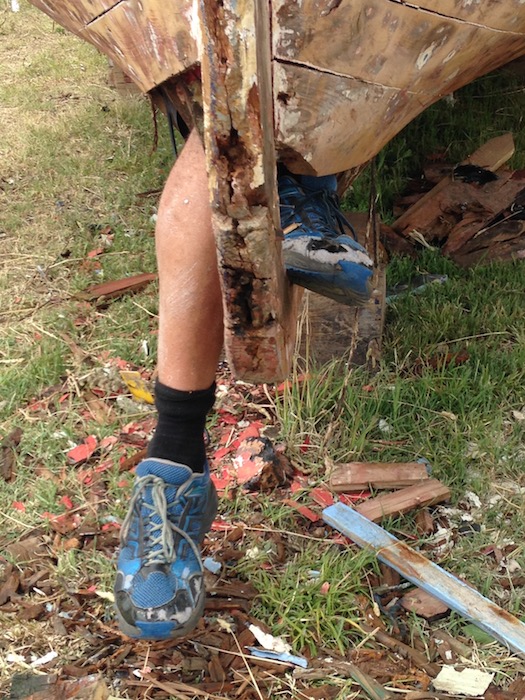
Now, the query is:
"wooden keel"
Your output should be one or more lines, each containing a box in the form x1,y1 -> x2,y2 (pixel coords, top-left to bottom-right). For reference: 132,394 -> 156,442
323,503 -> 525,657
199,0 -> 301,383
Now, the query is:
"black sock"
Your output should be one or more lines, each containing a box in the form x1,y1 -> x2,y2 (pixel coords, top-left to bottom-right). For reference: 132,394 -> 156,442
147,381 -> 216,473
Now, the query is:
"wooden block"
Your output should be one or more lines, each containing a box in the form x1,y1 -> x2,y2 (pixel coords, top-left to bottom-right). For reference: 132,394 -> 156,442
400,588 -> 450,621
330,461 -> 429,492
355,479 -> 451,522
323,503 -> 525,656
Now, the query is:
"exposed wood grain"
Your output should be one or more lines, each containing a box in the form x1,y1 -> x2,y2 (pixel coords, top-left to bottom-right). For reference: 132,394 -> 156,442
323,503 -> 525,657
355,479 -> 451,522
409,1 -> 525,32
273,0 -> 525,90
330,461 -> 429,492
199,0 -> 301,382
28,0 -> 119,35
274,1 -> 525,174
81,0 -> 197,93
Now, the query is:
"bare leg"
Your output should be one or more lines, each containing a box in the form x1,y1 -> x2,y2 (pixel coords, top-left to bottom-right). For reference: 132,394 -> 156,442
114,131 -> 222,641
155,129 -> 223,390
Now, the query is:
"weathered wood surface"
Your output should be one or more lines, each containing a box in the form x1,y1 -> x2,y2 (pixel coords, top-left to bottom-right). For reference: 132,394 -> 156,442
323,503 -> 525,657
30,0 -> 198,93
330,461 -> 429,492
355,479 -> 451,522
273,0 -> 525,174
199,0 -> 301,382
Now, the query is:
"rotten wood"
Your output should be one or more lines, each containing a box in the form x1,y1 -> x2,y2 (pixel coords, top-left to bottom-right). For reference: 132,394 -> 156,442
323,503 -> 525,657
355,479 -> 451,522
330,461 -> 429,492
199,0 -> 301,382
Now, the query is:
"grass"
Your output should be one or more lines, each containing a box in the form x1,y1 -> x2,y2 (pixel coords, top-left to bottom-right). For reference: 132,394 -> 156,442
1,1 -> 525,697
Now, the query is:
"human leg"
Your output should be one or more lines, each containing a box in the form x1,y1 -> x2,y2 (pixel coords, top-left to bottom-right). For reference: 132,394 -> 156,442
114,131 -> 221,640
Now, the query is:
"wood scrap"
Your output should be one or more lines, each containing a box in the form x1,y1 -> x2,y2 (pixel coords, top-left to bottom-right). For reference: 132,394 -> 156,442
393,134 -> 515,232
83,273 -> 157,302
330,461 -> 429,492
323,503 -> 525,656
391,134 -> 525,266
359,623 -> 440,677
400,588 -> 450,621
355,479 -> 451,522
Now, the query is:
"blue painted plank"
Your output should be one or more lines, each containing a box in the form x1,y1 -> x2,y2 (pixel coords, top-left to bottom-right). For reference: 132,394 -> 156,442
323,502 -> 525,657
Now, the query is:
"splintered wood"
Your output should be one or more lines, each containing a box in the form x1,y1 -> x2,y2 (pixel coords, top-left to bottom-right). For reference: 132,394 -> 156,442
391,134 -> 525,266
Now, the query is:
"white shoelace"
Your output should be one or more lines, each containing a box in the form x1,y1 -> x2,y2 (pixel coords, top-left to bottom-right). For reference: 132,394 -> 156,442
120,475 -> 202,567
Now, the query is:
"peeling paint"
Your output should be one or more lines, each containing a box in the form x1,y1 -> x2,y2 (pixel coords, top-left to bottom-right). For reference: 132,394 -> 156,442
416,41 -> 437,70
187,0 -> 203,55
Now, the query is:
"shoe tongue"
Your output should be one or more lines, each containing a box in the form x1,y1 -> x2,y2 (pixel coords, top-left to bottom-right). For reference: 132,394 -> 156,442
136,458 -> 192,486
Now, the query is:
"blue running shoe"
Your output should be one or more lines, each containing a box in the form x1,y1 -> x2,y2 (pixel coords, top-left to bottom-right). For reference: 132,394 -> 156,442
114,458 -> 217,640
279,174 -> 374,306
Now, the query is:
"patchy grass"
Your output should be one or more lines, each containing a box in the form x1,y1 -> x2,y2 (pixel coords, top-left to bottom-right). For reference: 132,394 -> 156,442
1,2 -> 525,698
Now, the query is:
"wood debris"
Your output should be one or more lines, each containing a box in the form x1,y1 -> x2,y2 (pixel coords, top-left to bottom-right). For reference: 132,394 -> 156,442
390,134 -> 525,266
355,479 -> 451,522
83,273 -> 157,302
330,461 -> 429,492
323,503 -> 525,656
400,587 -> 450,621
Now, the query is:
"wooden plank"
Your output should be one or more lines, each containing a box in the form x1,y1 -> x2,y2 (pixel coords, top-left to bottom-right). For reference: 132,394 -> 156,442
330,461 -> 429,492
199,0 -> 301,383
323,503 -> 525,657
355,479 -> 450,522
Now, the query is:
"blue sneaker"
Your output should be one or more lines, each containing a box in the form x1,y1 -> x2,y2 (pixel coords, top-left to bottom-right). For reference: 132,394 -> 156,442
279,174 -> 374,306
114,458 -> 217,640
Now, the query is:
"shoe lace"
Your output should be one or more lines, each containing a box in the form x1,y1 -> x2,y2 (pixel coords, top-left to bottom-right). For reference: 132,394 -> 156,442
281,187 -> 356,240
121,475 -> 202,567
